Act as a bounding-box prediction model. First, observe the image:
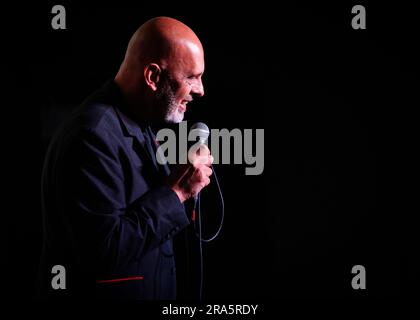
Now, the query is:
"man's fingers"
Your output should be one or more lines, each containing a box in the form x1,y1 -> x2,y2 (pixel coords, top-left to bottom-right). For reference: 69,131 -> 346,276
203,166 -> 212,177
169,158 -> 213,201
204,177 -> 211,186
188,144 -> 213,166
207,154 -> 214,167
192,153 -> 214,167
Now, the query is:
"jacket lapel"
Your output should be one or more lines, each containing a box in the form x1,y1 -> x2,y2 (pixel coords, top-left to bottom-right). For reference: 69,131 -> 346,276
147,127 -> 171,177
113,105 -> 160,175
100,80 -> 171,178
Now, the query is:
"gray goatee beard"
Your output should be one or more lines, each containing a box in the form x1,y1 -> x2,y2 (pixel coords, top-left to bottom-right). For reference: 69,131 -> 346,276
156,73 -> 184,124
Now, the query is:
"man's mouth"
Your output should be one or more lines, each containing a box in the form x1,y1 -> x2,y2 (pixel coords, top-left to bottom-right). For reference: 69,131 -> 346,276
179,100 -> 191,112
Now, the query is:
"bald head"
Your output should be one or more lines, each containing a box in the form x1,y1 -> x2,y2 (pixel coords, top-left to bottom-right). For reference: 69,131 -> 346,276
124,17 -> 203,67
115,17 -> 205,124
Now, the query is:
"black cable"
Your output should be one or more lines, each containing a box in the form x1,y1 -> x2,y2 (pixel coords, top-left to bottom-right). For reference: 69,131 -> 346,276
195,166 -> 225,242
193,165 -> 225,300
197,192 -> 203,300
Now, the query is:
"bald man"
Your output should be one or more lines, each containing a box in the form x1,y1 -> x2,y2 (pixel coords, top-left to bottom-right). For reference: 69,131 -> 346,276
39,17 -> 212,300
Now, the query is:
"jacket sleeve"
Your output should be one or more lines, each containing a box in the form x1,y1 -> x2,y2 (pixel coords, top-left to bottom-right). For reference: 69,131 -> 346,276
55,127 -> 189,271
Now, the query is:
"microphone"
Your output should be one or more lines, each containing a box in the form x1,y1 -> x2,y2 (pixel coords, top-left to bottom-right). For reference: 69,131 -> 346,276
189,123 -> 224,301
190,122 -> 210,145
190,122 -> 210,204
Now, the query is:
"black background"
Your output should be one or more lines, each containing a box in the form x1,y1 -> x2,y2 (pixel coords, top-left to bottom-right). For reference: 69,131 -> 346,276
6,0 -> 418,303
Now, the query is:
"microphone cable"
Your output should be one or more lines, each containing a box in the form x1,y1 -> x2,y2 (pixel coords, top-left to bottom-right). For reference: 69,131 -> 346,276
192,165 -> 224,300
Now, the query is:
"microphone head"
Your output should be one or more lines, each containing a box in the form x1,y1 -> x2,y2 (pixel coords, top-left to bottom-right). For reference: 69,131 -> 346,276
190,122 -> 210,143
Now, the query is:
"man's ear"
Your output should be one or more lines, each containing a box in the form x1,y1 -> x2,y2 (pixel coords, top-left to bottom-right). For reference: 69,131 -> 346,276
144,63 -> 161,91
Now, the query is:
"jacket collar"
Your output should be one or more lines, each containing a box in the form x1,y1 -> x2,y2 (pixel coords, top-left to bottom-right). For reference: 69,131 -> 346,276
101,80 -> 171,177
100,80 -> 147,139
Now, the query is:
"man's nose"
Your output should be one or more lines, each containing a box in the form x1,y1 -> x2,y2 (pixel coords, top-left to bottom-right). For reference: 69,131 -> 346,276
192,78 -> 204,97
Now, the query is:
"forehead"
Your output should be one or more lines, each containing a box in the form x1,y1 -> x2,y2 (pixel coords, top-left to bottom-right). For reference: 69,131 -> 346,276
170,39 -> 205,74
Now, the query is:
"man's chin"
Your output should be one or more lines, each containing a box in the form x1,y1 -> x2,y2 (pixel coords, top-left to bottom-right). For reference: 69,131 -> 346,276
165,112 -> 185,124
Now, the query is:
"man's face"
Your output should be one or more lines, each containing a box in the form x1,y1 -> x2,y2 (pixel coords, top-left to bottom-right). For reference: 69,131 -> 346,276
156,41 -> 205,124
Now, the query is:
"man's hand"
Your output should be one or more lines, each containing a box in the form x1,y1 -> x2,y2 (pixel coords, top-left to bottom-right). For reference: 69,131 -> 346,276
168,145 -> 213,203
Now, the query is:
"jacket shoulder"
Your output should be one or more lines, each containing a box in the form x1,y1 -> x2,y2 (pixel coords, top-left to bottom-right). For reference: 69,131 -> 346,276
73,102 -> 121,133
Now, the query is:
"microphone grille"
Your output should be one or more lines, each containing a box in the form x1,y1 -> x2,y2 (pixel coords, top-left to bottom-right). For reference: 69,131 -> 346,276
191,122 -> 210,137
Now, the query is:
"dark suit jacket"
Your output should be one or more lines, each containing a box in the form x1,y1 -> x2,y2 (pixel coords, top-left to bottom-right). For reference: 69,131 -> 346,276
39,80 -> 189,299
